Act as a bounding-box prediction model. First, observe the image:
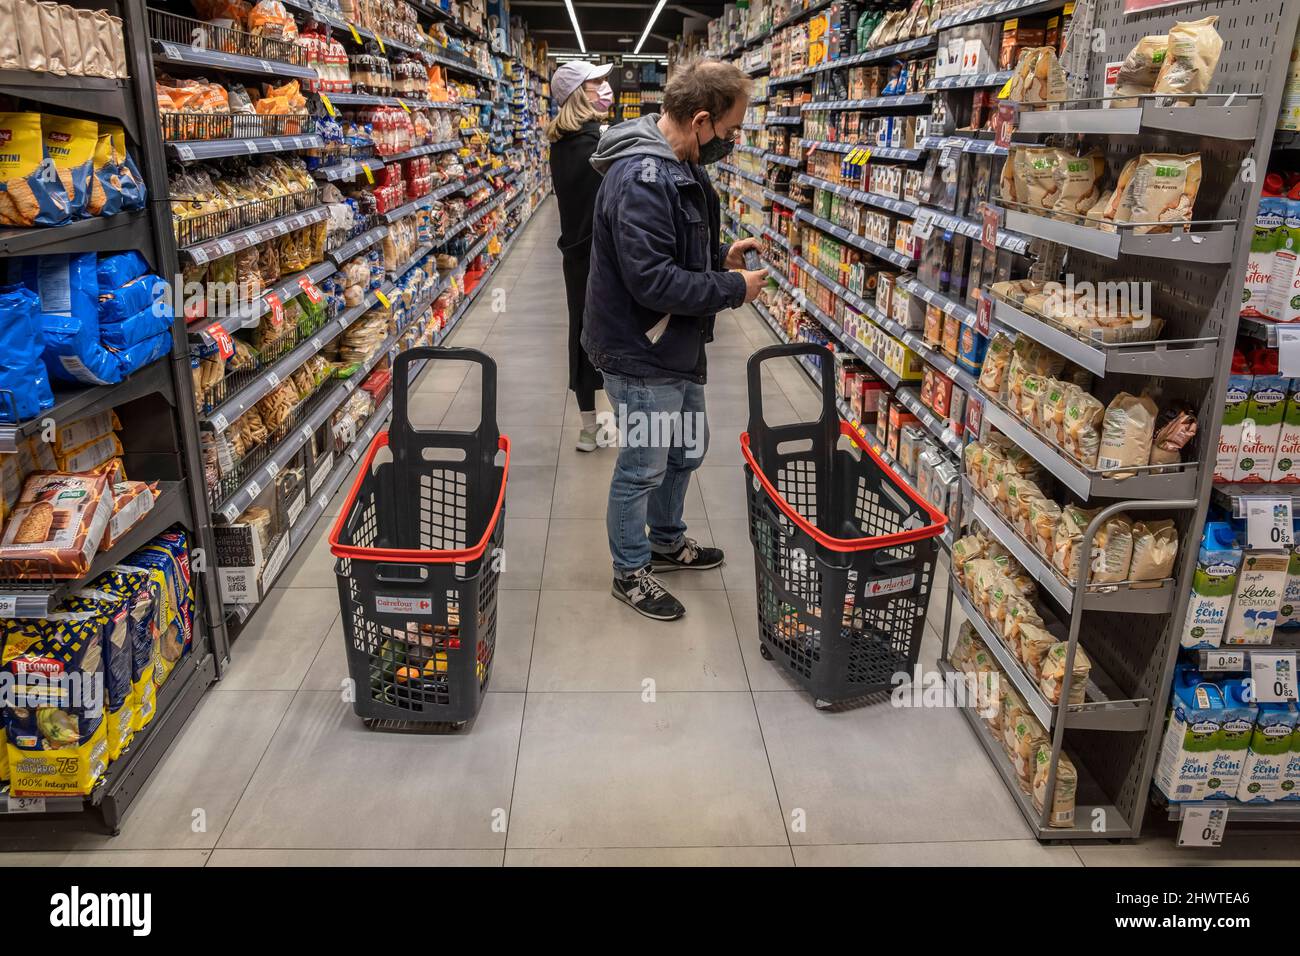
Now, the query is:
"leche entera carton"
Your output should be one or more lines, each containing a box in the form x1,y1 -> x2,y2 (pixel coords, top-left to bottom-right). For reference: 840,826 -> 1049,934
1236,703 -> 1300,803
1206,680 -> 1256,800
1234,371 -> 1289,483
1215,357 -> 1251,482
1272,383 -> 1300,483
1154,667 -> 1225,803
1180,522 -> 1242,650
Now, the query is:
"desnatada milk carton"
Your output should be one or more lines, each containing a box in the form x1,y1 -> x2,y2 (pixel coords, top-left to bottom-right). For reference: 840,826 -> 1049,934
1224,551 -> 1290,646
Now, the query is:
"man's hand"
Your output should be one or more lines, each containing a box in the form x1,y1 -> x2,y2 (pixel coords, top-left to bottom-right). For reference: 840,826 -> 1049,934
736,268 -> 766,304
725,237 -> 762,270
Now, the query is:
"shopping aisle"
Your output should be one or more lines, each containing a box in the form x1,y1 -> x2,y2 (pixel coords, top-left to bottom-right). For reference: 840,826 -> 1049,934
4,198 -> 1297,867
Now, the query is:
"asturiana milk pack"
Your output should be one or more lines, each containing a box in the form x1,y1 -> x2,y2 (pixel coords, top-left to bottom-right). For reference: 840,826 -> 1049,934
1180,522 -> 1242,650
1206,680 -> 1255,800
1215,352 -> 1252,482
1236,703 -> 1300,803
1154,668 -> 1226,803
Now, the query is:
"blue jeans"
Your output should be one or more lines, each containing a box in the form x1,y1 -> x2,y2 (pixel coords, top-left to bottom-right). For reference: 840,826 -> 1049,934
603,372 -> 710,574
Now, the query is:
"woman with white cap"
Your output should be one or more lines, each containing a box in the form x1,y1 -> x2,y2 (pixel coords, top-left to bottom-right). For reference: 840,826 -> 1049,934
547,59 -> 615,451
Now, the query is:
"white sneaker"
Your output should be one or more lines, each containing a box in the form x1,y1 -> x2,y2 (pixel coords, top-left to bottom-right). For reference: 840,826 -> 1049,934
576,428 -> 599,452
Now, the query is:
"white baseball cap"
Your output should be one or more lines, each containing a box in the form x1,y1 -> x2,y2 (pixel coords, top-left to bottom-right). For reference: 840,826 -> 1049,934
552,60 -> 613,106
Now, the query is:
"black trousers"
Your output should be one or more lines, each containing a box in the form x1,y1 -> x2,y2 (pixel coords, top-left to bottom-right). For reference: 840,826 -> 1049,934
562,252 -> 603,412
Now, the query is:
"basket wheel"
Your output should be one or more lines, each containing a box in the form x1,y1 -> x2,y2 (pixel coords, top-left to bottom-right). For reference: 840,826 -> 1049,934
759,643 -> 774,661
814,699 -> 833,711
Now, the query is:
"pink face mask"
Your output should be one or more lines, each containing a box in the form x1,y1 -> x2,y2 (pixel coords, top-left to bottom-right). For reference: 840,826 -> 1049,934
591,81 -> 613,112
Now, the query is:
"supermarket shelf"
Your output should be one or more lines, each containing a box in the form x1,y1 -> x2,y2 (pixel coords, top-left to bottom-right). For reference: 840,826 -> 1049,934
893,386 -> 963,456
385,140 -> 463,162
765,152 -> 801,167
805,35 -> 937,73
182,205 -> 330,264
1211,484 -> 1300,519
941,660 -> 1134,840
920,205 -> 1031,256
1239,314 -> 1285,347
990,296 -> 1218,379
0,357 -> 174,454
168,134 -> 324,162
795,172 -> 919,217
1017,98 -> 1261,140
1002,208 -> 1238,263
736,144 -> 764,156
152,38 -> 317,80
933,0 -> 1070,29
982,394 -> 1199,501
920,133 -> 1009,157
768,73 -> 807,88
763,226 -> 791,250
0,210 -> 152,258
328,225 -> 389,265
802,92 -> 930,111
0,69 -> 138,140
765,114 -> 804,125
1163,799 -> 1300,824
928,70 -> 1013,91
895,275 -> 977,327
801,139 -> 924,162
795,208 -> 916,269
772,0 -> 834,30
719,162 -> 766,186
765,189 -> 801,211
204,289 -> 389,434
197,260 -> 339,339
1194,632 -> 1300,672
0,481 -> 188,619
312,156 -> 387,181
741,122 -> 762,132
969,489 -> 1178,615
952,580 -> 1150,731
383,195 -> 433,223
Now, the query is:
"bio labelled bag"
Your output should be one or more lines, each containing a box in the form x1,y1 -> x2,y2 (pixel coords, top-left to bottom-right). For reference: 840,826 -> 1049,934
0,283 -> 55,422
16,253 -> 121,386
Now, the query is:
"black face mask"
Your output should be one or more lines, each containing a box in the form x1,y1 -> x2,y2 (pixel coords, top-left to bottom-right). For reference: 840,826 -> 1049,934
696,118 -> 735,165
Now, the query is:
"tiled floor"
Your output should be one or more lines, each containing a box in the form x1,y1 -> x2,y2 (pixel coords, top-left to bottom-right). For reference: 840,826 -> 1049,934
7,198 -> 1298,867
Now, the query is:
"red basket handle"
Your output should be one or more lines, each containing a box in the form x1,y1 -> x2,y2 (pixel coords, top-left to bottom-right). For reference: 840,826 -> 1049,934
329,429 -> 511,564
740,421 -> 947,552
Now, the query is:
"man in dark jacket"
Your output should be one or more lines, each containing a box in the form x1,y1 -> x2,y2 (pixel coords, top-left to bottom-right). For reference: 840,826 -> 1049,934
583,59 -> 765,621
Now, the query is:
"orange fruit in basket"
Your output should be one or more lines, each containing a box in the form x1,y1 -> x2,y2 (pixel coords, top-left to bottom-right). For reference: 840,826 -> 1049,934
395,666 -> 420,683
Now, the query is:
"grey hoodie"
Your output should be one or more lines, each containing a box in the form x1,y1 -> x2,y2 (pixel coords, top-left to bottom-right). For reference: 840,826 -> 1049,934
588,112 -> 679,174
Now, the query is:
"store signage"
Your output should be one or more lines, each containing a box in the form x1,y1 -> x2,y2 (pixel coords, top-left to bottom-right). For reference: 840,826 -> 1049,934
980,203 -> 999,253
1124,0 -> 1200,12
206,323 -> 235,359
975,291 -> 993,337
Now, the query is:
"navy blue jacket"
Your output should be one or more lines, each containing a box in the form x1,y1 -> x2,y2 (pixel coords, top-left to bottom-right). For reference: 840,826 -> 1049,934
581,114 -> 746,384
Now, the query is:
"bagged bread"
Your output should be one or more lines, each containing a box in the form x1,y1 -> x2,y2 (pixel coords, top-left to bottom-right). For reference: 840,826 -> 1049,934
1053,149 -> 1106,221
1091,513 -> 1134,584
999,150 -> 1018,203
1040,379 -> 1076,445
1022,147 -> 1061,212
1112,35 -> 1168,107
104,13 -> 128,80
101,480 -> 157,550
1032,746 -> 1077,828
1010,710 -> 1048,791
978,332 -> 1014,396
1063,390 -> 1105,466
1029,496 -> 1061,558
1153,17 -> 1223,104
36,2 -> 65,75
1097,157 -> 1139,232
1054,504 -> 1100,582
1009,47 -> 1066,106
1040,642 -> 1091,705
1001,686 -> 1027,756
0,0 -> 18,69
16,0 -> 46,73
951,534 -> 986,580
58,3 -> 82,75
1130,519 -> 1178,580
76,9 -> 111,79
1127,153 -> 1201,235
1019,623 -> 1057,681
1097,392 -> 1158,473
1003,593 -> 1043,652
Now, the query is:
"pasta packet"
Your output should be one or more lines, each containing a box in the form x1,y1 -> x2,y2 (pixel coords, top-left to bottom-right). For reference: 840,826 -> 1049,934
42,114 -> 97,220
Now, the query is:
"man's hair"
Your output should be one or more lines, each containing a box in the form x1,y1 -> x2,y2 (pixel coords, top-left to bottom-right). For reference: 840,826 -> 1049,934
662,60 -> 751,123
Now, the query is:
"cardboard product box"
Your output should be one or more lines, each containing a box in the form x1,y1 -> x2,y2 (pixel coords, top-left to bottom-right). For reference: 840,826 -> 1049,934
949,385 -> 967,435
891,282 -> 912,328
920,367 -> 936,409
276,452 -> 308,531
942,312 -> 962,358
924,303 -> 944,347
949,233 -> 971,303
1216,373 -> 1253,481
890,115 -> 916,149
876,392 -> 893,444
887,404 -> 918,459
955,153 -> 976,218
1000,21 -> 1046,71
966,242 -> 988,308
215,522 -> 290,605
1234,373 -> 1288,482
931,373 -> 954,420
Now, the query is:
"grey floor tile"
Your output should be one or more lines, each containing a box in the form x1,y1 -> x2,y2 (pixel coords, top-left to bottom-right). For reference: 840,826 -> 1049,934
506,846 -> 793,866
208,849 -> 502,866
217,691 -> 524,850
500,517 -> 549,590
403,391 -> 456,430
527,588 -> 747,692
503,464 -> 556,520
793,841 -> 1082,866
508,692 -> 787,848
0,850 -> 211,866
695,465 -> 750,521
504,426 -> 563,469
490,588 -> 539,692
706,517 -> 756,591
443,388 -> 568,430
541,518 -> 723,591
274,524 -> 338,590
550,453 -> 706,521
299,613 -> 347,693
218,589 -> 339,692
754,690 -> 1033,845
413,359 -> 473,393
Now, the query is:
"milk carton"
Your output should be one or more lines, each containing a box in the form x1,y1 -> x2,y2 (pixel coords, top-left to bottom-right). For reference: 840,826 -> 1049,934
1269,201 -> 1300,323
1154,671 -> 1225,803
1215,367 -> 1252,482
1277,544 -> 1300,628
1234,373 -> 1289,482
1280,732 -> 1300,801
1206,680 -> 1255,799
1271,383 -> 1300,483
1180,522 -> 1242,649
1236,703 -> 1300,803
1225,551 -> 1290,645
1242,181 -> 1286,319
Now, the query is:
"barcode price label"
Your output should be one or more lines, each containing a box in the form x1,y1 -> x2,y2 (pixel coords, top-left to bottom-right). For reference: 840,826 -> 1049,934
1204,649 -> 1247,672
175,144 -> 196,162
190,246 -> 210,265
1178,805 -> 1227,848
245,139 -> 260,154
265,461 -> 280,480
6,795 -> 45,813
246,479 -> 262,499
222,503 -> 239,522
269,138 -> 284,150
161,42 -> 183,59
266,371 -> 281,388
210,412 -> 229,432
0,596 -> 16,617
216,239 -> 236,255
1245,497 -> 1294,549
1251,652 -> 1298,703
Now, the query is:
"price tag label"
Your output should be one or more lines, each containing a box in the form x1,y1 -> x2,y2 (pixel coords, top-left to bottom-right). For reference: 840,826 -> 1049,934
321,93 -> 337,117
375,34 -> 386,53
1178,805 -> 1228,848
1245,496 -> 1294,549
397,98 -> 410,113
375,289 -> 392,309
266,460 -> 280,480
301,425 -> 315,445
175,143 -> 196,162
191,246 -> 210,265
1278,327 -> 1300,376
216,238 -> 236,256
1251,652 -> 1298,703
348,21 -> 362,43
0,596 -> 16,617
298,275 -> 324,303
997,76 -> 1014,100
1203,649 -> 1247,672
246,478 -> 262,500
211,412 -> 229,432
270,138 -> 284,150
911,212 -> 935,240
980,202 -> 999,253
363,163 -> 375,184
266,371 -> 281,388
161,42 -> 183,59
6,795 -> 45,813
976,290 -> 993,337
245,139 -> 260,154
222,503 -> 239,522
206,323 -> 235,359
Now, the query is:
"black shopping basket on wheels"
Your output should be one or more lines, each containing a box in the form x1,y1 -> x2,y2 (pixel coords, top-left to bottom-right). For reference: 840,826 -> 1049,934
741,343 -> 947,709
329,347 -> 509,729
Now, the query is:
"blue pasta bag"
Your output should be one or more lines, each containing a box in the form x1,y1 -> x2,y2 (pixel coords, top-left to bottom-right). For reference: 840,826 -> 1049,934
110,329 -> 172,377
101,294 -> 173,350
42,115 -> 96,221
96,251 -> 149,290
23,253 -> 121,386
0,284 -> 54,422
102,125 -> 146,212
99,273 -> 169,324
90,130 -> 123,219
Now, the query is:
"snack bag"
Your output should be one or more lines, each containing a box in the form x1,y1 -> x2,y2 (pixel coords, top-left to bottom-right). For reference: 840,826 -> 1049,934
1153,17 -> 1223,104
90,129 -> 124,219
0,283 -> 55,422
98,273 -> 169,325
100,566 -> 160,730
110,329 -> 173,378
103,125 -> 146,211
1040,642 -> 1091,705
1127,153 -> 1202,235
47,589 -> 137,761
1032,746 -> 1077,827
1131,519 -> 1179,580
1097,391 -> 1158,473
41,115 -> 97,220
101,481 -> 157,551
0,111 -> 72,226
1052,148 -> 1105,221
1112,35 -> 1168,107
0,470 -> 113,579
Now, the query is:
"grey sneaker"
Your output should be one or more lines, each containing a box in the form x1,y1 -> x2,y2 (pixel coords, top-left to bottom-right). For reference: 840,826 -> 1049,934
651,537 -> 725,573
576,428 -> 599,452
611,566 -> 685,621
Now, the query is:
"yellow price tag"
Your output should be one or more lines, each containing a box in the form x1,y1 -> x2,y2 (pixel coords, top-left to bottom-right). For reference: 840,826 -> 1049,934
348,22 -> 362,44
997,78 -> 1013,100
860,148 -> 871,163
363,164 -> 374,184
320,93 -> 337,117
397,99 -> 410,113
375,289 -> 392,309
